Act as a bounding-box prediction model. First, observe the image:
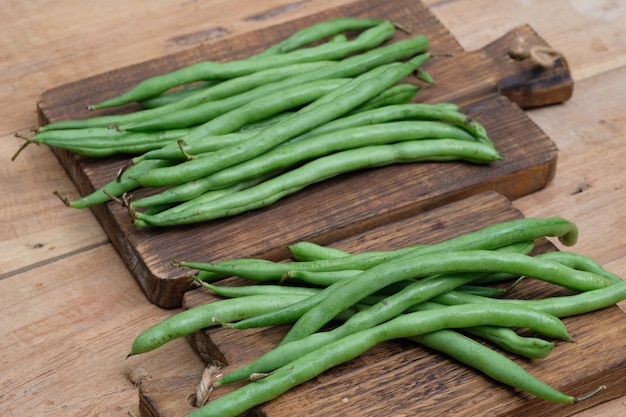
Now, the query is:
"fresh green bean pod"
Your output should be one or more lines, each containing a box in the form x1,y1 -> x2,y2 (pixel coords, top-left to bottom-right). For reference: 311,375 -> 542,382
534,251 -> 623,283
132,40 -> 430,162
283,249 -> 611,344
133,138 -> 501,226
183,217 -> 576,281
134,83 -> 429,163
456,284 -> 508,297
287,241 -> 351,261
90,21 -> 398,109
434,278 -> 626,317
134,17 -> 385,109
253,17 -> 386,58
55,158 -> 178,209
128,294 -> 309,356
129,121 -> 484,208
275,244 -> 528,345
138,81 -> 217,108
218,303 -> 569,387
132,57 -> 430,188
280,269 -> 363,287
120,65 -> 344,132
345,83 -> 420,114
30,128 -> 193,157
226,243 -> 529,334
406,301 -> 555,359
200,283 -> 321,299
298,102 -> 491,145
204,304 -> 570,417
41,62 -> 335,132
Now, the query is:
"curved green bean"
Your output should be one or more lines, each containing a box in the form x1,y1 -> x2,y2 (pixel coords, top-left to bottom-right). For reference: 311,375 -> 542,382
91,21 -> 397,109
132,138 -> 501,226
55,157 -> 177,209
283,249 -> 611,344
534,251 -> 623,283
184,217 -> 576,281
434,278 -> 626,318
203,304 -> 570,417
129,120 -> 484,207
253,17 -> 385,58
128,294 -> 309,357
132,57 -> 429,188
132,41 -> 430,162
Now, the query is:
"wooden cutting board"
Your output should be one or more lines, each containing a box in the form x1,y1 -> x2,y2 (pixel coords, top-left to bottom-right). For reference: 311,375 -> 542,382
37,0 -> 572,308
136,191 -> 626,417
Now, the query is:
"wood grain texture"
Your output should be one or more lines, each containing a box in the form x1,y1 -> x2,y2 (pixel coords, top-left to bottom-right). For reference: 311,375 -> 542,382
137,191 -> 626,417
36,0 -> 565,308
2,0 -> 626,416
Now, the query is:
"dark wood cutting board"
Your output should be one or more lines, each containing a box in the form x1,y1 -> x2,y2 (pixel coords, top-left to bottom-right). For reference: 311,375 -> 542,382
137,192 -> 626,417
37,0 -> 572,308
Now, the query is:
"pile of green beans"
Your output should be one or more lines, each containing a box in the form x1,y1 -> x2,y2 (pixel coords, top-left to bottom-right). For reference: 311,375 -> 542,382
128,217 -> 625,416
14,17 -> 506,227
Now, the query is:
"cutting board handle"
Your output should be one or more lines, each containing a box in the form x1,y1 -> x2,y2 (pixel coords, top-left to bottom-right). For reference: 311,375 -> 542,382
487,24 -> 573,108
422,24 -> 573,109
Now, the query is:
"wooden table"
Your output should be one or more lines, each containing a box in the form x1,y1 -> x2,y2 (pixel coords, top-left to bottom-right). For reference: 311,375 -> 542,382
1,1 -> 624,416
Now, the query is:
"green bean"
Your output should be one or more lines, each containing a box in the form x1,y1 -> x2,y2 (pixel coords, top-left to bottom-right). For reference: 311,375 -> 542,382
55,158 -> 177,209
223,279 -> 352,330
139,17 -> 384,108
456,284 -> 507,297
23,128 -> 194,157
120,63 -> 342,132
253,17 -> 385,59
129,121 -> 483,207
132,39 -> 430,162
90,21 -> 397,109
131,57 -> 430,189
296,102 -> 491,145
409,331 -> 601,405
133,17 -> 384,110
287,241 -> 351,261
134,84 -> 436,163
203,278 -> 549,359
406,300 -> 555,359
198,280 -> 548,359
127,294 -> 309,357
534,251 -> 623,283
200,282 -> 321,299
138,81 -> 217,108
143,174 -> 274,217
279,269 -> 363,287
230,242 -> 529,337
204,304 -> 570,417
123,76 -> 350,139
283,249 -> 610,343
275,243 -> 528,345
132,138 -> 501,226
345,83 -> 420,114
434,278 -> 626,318
461,325 -> 556,358
219,302 -> 569,388
42,62 -> 334,132
232,272 -> 481,332
184,217 -> 575,281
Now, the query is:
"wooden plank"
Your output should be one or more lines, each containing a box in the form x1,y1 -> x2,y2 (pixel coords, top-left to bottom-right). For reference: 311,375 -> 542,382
36,0 -> 568,307
136,191 -> 626,416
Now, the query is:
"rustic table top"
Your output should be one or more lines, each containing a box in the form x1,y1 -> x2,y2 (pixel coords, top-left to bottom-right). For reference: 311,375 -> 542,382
1,1 -> 625,416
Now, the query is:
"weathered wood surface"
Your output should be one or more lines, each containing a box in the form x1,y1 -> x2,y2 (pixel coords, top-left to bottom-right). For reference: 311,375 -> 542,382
37,0 -> 565,308
138,192 -> 626,417
2,0 -> 625,416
